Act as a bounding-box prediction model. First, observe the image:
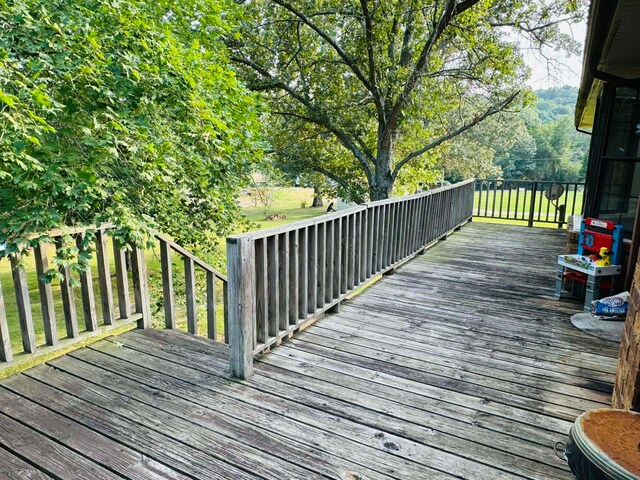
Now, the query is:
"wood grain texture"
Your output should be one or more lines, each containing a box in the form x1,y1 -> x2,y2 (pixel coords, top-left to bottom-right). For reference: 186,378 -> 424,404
0,222 -> 611,480
94,231 -> 115,326
56,237 -> 79,338
160,239 -> 177,329
34,245 -> 58,345
76,235 -> 98,332
0,278 -> 12,362
112,240 -> 131,320
10,257 -> 36,353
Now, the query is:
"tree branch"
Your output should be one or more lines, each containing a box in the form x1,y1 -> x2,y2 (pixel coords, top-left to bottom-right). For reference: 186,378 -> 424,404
270,0 -> 374,94
392,90 -> 520,179
385,0 -> 481,133
359,0 -> 382,112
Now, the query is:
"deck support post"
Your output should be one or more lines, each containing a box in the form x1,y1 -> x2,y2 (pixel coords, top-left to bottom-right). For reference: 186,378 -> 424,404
227,236 -> 255,380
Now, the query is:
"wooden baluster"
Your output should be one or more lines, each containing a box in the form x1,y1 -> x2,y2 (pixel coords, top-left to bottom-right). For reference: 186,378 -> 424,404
112,240 -> 131,320
297,228 -> 308,320
333,218 -> 342,300
316,223 -> 325,309
227,236 -> 255,380
255,239 -> 268,344
10,256 -> 36,353
159,239 -> 176,329
278,233 -> 289,332
366,208 -> 374,278
131,245 -> 151,329
223,283 -> 229,344
95,231 -> 115,326
325,221 -> 334,304
206,271 -> 217,341
288,230 -> 299,325
34,245 -> 58,345
341,216 -> 349,294
267,235 -> 279,338
348,214 -> 356,289
56,237 -> 79,338
353,213 -> 361,285
76,235 -> 98,332
361,210 -> 368,282
0,278 -> 13,362
307,225 -> 317,314
377,205 -> 385,272
184,257 -> 197,335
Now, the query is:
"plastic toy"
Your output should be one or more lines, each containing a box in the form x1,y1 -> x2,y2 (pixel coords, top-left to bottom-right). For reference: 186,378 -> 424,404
595,247 -> 611,266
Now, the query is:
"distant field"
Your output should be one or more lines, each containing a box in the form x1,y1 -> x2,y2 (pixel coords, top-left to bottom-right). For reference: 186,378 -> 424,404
241,186 -> 331,229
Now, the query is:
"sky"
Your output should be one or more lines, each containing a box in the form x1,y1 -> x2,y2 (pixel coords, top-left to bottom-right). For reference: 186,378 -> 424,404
523,20 -> 588,90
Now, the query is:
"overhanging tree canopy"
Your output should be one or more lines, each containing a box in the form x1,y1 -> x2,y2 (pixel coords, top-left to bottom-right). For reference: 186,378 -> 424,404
0,0 -> 262,255
231,0 -> 582,200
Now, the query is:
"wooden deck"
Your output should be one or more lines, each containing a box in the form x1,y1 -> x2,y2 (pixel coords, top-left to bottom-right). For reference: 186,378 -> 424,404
0,223 -> 619,480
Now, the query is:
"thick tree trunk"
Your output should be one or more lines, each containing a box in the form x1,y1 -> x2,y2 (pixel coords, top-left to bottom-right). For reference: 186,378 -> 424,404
370,140 -> 394,201
311,185 -> 323,207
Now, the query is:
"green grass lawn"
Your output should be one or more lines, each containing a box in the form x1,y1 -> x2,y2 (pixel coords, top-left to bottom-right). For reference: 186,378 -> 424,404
240,186 -> 330,229
0,187 -> 326,356
473,188 -> 584,221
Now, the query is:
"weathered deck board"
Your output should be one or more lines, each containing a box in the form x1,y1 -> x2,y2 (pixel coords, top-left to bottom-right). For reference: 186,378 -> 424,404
0,223 -> 618,479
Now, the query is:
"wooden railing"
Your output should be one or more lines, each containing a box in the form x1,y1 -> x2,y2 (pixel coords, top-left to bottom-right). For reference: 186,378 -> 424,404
226,179 -> 475,379
0,226 -> 227,369
474,179 -> 585,227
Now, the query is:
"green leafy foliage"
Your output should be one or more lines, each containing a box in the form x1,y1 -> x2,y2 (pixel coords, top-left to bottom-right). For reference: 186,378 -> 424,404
0,0 -> 263,261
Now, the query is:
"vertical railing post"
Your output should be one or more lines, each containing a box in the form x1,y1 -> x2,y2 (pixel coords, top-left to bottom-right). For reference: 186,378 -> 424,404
227,236 -> 255,380
527,182 -> 538,228
131,245 -> 151,329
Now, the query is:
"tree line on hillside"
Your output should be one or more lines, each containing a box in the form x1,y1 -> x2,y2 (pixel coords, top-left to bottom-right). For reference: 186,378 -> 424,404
1,0 -> 585,265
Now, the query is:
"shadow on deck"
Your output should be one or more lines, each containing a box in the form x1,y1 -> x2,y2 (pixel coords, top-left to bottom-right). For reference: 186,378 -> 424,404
0,223 -> 619,480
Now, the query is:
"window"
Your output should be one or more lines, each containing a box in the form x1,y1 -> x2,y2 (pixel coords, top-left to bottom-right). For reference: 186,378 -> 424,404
593,87 -> 640,237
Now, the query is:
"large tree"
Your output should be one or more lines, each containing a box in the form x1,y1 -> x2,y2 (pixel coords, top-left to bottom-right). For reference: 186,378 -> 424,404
231,0 -> 582,200
0,0 -> 262,256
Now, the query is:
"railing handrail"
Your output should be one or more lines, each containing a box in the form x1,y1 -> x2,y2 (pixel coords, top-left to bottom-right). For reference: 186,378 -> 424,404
230,178 -> 477,242
0,223 -> 228,370
226,178 -> 475,379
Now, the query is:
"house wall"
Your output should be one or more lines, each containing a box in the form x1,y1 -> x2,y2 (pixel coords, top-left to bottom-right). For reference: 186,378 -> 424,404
612,249 -> 640,410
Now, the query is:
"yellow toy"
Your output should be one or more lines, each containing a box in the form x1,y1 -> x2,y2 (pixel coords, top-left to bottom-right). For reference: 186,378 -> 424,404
596,247 -> 611,266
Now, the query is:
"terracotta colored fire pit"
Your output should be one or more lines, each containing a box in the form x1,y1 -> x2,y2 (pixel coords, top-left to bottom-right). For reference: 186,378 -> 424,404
566,409 -> 640,479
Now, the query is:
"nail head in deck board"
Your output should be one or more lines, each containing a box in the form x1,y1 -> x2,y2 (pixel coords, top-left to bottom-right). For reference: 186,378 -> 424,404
227,236 -> 255,379
206,271 -> 217,341
56,237 -> 79,338
76,235 -> 99,332
34,245 -> 58,345
95,231 -> 115,326
112,240 -> 132,320
0,278 -> 12,362
10,256 -> 36,353
160,239 -> 177,329
184,256 -> 198,335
